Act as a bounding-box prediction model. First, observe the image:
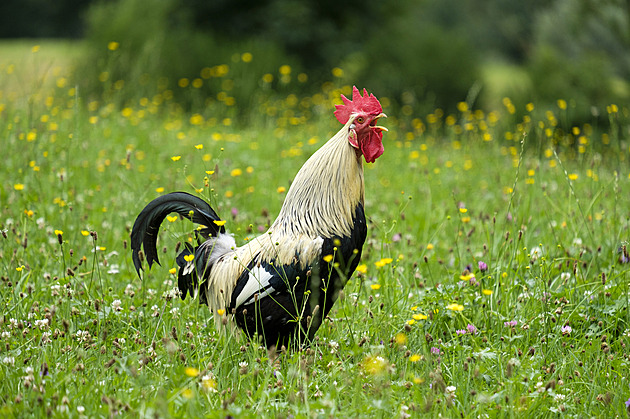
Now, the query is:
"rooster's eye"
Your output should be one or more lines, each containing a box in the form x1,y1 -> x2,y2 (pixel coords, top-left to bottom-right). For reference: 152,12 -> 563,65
356,117 -> 365,124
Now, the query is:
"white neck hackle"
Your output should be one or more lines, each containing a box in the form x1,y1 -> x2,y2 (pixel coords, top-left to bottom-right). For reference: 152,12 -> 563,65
270,118 -> 364,239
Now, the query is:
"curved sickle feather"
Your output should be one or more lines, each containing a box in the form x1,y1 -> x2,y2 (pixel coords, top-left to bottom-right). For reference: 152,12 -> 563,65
130,192 -> 224,276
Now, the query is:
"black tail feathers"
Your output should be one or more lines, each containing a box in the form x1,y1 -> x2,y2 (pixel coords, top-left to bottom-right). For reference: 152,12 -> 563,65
130,192 -> 224,277
175,243 -> 210,303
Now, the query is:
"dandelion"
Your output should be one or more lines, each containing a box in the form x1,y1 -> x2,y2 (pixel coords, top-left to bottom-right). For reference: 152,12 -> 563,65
171,156 -> 181,161
185,367 -> 199,377
482,289 -> 493,295
446,303 -> 464,311
460,272 -> 475,281
277,186 -> 286,193
331,67 -> 344,78
194,144 -> 203,150
557,99 -> 567,110
230,168 -> 242,177
107,41 -> 119,51
166,215 -> 178,222
374,258 -> 393,268
201,374 -> 217,392
426,243 -> 434,250
412,313 -> 427,320
184,254 -> 194,262
355,264 -> 367,274
190,114 -> 203,125
370,284 -> 381,290
169,268 -> 177,275
14,183 -> 25,190
363,355 -> 388,375
459,208 -> 468,213
213,220 -> 226,226
568,173 -> 579,181
323,254 -> 334,263
409,354 -> 421,362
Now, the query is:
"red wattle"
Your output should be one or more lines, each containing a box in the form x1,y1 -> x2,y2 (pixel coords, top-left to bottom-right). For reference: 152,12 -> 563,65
361,130 -> 384,163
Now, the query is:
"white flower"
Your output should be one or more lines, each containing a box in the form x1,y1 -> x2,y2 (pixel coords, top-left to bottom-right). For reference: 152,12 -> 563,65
162,287 -> 180,301
124,284 -> 135,296
107,264 -> 120,275
2,356 -> 15,366
77,406 -> 85,413
445,386 -> 457,395
239,361 -> 248,368
34,319 -> 49,330
111,299 -> 123,311
75,330 -> 90,342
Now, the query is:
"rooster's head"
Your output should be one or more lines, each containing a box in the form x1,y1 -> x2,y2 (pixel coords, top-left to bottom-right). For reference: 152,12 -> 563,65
334,86 -> 387,163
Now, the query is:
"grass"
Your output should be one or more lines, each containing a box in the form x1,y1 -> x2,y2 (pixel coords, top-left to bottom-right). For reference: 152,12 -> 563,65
1,41 -> 630,418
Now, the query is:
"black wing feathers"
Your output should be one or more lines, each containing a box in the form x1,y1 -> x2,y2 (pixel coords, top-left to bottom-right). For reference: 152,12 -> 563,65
130,192 -> 224,276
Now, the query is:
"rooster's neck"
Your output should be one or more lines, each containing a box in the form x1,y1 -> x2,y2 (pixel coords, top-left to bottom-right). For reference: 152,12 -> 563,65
271,120 -> 365,239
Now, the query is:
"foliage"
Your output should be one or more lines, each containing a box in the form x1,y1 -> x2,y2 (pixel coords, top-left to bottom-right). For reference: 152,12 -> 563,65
78,0 -> 305,114
2,42 -> 630,418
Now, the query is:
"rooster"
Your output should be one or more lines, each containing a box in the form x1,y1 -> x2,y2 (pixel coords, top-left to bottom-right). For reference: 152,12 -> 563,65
131,86 -> 387,349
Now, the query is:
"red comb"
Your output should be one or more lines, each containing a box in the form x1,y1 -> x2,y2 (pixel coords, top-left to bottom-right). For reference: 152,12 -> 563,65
334,86 -> 383,124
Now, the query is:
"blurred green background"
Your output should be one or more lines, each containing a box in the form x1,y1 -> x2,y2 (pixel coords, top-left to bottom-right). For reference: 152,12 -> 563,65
2,0 -> 629,123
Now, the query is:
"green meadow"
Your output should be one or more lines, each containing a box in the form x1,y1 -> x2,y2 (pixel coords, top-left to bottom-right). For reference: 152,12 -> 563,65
1,41 -> 629,417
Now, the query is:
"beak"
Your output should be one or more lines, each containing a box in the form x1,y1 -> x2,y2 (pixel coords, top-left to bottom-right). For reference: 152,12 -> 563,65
372,113 -> 388,132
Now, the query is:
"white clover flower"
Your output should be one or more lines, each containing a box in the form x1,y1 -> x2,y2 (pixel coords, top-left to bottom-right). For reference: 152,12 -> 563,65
111,299 -> 123,311
107,264 -> 120,275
